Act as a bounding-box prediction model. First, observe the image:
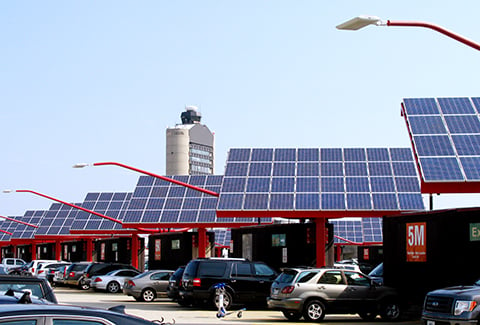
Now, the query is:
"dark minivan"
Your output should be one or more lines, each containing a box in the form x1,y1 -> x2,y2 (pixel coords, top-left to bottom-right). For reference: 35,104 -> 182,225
179,258 -> 277,309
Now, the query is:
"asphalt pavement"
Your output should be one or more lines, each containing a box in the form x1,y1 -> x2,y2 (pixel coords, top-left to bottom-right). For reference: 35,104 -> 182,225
53,286 -> 423,325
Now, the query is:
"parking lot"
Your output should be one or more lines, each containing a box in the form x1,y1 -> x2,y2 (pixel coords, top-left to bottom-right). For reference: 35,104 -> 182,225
54,286 -> 423,325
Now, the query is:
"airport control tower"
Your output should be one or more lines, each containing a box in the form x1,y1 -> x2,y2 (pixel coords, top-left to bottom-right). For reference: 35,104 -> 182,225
166,106 -> 214,175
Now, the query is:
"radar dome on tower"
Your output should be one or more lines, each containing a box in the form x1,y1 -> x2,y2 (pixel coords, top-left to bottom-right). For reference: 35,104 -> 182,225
181,105 -> 202,124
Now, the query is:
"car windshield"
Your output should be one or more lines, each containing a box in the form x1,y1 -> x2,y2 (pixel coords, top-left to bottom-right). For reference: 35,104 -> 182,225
369,263 -> 383,277
0,284 -> 43,299
133,271 -> 153,279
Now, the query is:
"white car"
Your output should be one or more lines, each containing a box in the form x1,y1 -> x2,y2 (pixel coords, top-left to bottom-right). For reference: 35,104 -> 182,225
25,259 -> 59,276
1,258 -> 26,271
37,262 -> 71,283
90,269 -> 141,293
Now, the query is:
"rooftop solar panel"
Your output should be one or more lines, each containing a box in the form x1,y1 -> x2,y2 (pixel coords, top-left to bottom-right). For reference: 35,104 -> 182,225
218,148 -> 424,216
123,175 -> 272,227
11,211 -> 44,240
402,97 -> 480,192
330,217 -> 383,244
214,228 -> 231,247
36,203 -> 79,237
0,218 -> 19,242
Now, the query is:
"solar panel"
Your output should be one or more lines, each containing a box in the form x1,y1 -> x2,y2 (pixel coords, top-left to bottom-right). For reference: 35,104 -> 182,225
330,217 -> 383,244
218,148 -> 424,214
0,217 -> 19,241
214,228 -> 231,246
123,175 -> 271,226
403,97 -> 480,188
36,203 -> 79,236
11,210 -> 45,239
70,192 -> 133,232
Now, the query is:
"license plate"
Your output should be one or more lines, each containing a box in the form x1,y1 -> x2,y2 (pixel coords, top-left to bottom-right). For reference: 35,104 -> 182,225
427,321 -> 435,325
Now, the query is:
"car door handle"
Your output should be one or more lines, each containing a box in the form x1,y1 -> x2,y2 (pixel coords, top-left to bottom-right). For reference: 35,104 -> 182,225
318,286 -> 326,290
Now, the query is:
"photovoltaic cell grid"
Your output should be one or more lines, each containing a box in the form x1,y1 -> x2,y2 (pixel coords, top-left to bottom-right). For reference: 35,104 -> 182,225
214,228 -> 231,246
403,97 -> 480,182
36,203 -> 79,236
218,148 -> 424,212
123,175 -> 269,225
0,217 -> 19,241
330,218 -> 383,244
11,210 -> 45,239
70,192 -> 132,232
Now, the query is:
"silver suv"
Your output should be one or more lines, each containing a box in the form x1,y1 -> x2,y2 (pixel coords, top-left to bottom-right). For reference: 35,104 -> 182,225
267,267 -> 401,322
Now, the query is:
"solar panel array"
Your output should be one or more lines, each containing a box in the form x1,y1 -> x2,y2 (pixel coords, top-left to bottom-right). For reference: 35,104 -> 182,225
123,175 -> 270,225
70,192 -> 132,232
218,148 -> 424,212
0,217 -> 19,241
330,218 -> 383,244
403,97 -> 480,182
11,210 -> 45,239
36,204 -> 78,236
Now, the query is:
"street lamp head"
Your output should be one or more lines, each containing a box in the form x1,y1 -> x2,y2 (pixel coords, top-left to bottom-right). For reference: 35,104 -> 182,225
72,163 -> 90,168
2,189 -> 12,193
336,15 -> 384,30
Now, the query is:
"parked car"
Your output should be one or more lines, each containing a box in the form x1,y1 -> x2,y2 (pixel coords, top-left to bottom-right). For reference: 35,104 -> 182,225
52,265 -> 70,286
91,269 -> 141,293
1,257 -> 26,271
422,278 -> 480,324
180,257 -> 277,309
80,262 -> 138,290
0,304 -> 160,324
64,262 -> 91,289
267,267 -> 401,322
167,266 -> 185,302
24,259 -> 59,276
37,261 -> 71,284
124,270 -> 174,302
0,275 -> 58,303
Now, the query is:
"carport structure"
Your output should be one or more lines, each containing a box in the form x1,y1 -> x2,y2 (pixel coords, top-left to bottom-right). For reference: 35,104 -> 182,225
214,147 -> 425,267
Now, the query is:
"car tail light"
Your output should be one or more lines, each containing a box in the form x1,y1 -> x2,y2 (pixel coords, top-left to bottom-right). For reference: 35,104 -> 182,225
193,278 -> 201,287
128,280 -> 135,287
94,278 -> 102,283
281,286 -> 295,294
85,273 -> 90,278
38,270 -> 44,275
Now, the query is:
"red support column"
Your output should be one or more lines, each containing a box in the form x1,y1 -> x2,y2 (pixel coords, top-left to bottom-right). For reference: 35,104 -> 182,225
198,228 -> 206,258
131,234 -> 139,269
31,243 -> 37,260
55,240 -> 61,261
86,239 -> 93,262
315,218 -> 326,267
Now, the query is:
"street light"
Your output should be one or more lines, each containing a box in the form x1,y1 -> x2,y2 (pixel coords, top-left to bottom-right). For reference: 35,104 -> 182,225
73,162 -> 220,197
337,15 -> 480,51
0,215 -> 38,228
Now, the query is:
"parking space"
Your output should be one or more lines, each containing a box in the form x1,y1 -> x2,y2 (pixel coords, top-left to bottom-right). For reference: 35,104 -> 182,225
53,286 -> 423,325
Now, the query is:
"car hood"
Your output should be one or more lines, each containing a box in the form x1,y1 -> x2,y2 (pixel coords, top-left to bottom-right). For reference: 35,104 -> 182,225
429,285 -> 480,297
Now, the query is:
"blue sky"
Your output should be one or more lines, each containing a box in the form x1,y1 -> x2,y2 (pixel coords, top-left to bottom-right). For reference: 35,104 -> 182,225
1,1 -> 480,216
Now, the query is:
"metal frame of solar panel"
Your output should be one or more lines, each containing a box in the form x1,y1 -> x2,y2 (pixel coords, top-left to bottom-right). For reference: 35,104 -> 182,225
217,148 -> 424,219
402,97 -> 480,193
69,192 -> 136,234
122,175 -> 272,228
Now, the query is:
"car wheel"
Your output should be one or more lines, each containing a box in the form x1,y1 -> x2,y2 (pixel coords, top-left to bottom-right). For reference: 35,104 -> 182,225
359,311 -> 377,321
303,299 -> 326,322
282,310 -> 302,321
106,281 -> 120,293
141,288 -> 156,302
213,290 -> 232,310
380,300 -> 401,321
79,280 -> 90,290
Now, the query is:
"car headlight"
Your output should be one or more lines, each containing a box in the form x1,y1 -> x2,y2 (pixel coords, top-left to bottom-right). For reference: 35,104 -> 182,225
454,300 -> 477,316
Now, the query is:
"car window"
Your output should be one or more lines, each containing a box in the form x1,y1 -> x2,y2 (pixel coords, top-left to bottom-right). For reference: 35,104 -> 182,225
15,261 -> 24,266
231,263 -> 252,277
344,271 -> 370,287
275,270 -> 298,283
53,320 -> 106,325
318,271 -> 343,285
197,262 -> 226,277
0,283 -> 44,299
253,263 -> 275,277
296,271 -> 318,283
5,260 -> 14,266
151,272 -> 170,280
117,270 -> 137,277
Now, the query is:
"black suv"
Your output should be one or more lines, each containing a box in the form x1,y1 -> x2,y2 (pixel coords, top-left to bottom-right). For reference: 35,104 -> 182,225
179,258 -> 277,309
81,262 -> 138,289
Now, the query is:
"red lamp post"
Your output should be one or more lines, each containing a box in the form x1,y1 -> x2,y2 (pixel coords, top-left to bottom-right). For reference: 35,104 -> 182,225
336,15 -> 480,51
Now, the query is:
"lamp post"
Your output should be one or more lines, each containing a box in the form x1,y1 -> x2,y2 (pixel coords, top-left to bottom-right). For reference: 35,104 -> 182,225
73,162 -> 219,197
3,189 -> 155,267
336,15 -> 480,51
0,215 -> 38,228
